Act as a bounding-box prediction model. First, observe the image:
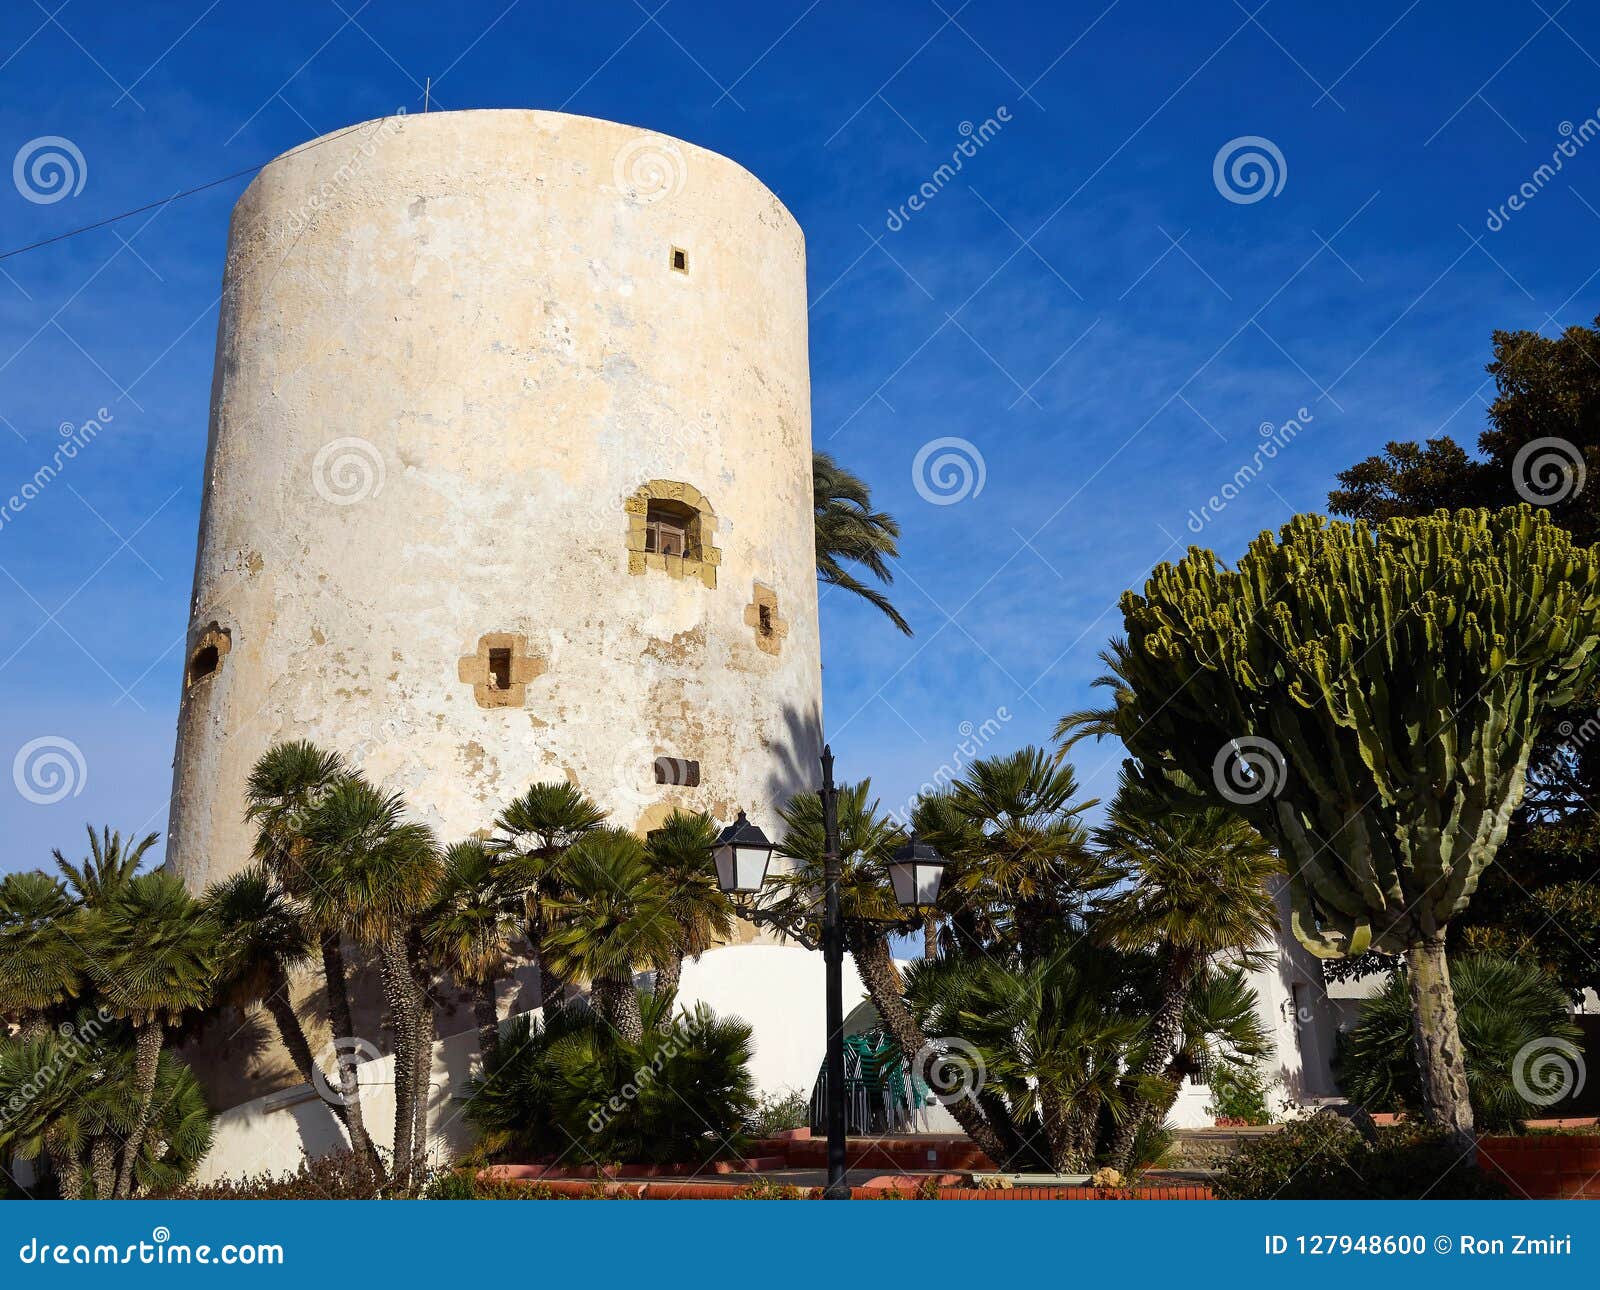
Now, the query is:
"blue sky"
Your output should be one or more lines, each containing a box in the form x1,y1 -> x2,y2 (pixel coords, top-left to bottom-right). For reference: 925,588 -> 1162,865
1,0 -> 1598,870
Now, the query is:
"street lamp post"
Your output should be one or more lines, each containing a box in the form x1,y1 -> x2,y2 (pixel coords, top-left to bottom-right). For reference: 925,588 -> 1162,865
707,743 -> 947,1201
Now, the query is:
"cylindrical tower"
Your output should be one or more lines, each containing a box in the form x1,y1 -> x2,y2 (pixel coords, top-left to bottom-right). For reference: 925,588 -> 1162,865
168,109 -> 821,899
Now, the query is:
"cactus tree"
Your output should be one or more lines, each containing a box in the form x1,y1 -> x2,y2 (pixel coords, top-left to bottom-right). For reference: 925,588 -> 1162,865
1104,506 -> 1600,1140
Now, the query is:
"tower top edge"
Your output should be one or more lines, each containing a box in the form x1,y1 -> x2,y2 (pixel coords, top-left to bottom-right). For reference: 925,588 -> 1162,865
238,108 -> 802,237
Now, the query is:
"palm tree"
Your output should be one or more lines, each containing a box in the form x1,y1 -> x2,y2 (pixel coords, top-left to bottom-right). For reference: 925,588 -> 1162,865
543,828 -> 675,1043
422,841 -> 523,1060
1093,772 -> 1281,1169
0,872 -> 81,1037
200,866 -> 324,1110
931,748 -> 1109,959
1052,637 -> 1135,751
774,781 -> 1024,1165
88,871 -> 217,1197
243,740 -> 382,1180
905,944 -> 1144,1173
642,809 -> 733,1019
297,775 -> 441,1189
813,449 -> 911,635
0,1029 -> 99,1197
52,826 -> 156,906
492,782 -> 607,1009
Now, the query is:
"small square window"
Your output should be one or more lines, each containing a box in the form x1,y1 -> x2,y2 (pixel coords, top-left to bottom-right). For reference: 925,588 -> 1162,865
758,604 -> 774,637
670,247 -> 688,273
488,648 -> 512,691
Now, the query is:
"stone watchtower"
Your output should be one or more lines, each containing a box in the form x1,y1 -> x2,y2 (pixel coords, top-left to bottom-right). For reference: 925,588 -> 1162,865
168,109 -> 821,922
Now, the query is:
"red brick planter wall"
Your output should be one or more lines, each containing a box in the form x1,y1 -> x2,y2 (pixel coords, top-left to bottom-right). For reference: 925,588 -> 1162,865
1478,1135 -> 1600,1198
488,1177 -> 1214,1200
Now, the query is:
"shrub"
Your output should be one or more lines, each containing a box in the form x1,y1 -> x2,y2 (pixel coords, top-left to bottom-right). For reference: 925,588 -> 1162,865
153,1151 -> 385,1200
1336,953 -> 1579,1129
1206,1061 -> 1274,1125
422,1171 -> 559,1200
743,1087 -> 810,1138
1215,1115 -> 1506,1199
464,992 -> 756,1165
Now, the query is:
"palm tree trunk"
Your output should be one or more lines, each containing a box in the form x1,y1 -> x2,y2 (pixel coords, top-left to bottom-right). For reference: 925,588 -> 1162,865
406,926 -> 436,1182
89,1136 -> 116,1199
844,926 -> 1017,1167
472,976 -> 500,1061
593,974 -> 643,1043
1107,948 -> 1198,1171
319,932 -> 385,1182
922,911 -> 939,959
113,1019 -> 163,1198
376,935 -> 418,1189
527,896 -> 565,1011
1406,934 -> 1475,1147
46,1133 -> 83,1200
651,952 -> 683,1030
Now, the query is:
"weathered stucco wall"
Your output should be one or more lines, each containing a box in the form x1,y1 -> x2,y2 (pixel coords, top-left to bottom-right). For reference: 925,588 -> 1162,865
166,110 -> 823,1104
169,107 -> 820,879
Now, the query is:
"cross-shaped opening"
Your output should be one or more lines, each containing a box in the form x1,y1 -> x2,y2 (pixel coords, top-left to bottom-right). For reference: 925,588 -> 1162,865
758,604 -> 774,638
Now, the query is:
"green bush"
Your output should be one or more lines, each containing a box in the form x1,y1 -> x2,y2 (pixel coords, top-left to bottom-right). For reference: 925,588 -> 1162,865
1336,953 -> 1580,1129
1206,1061 -> 1274,1125
743,1088 -> 810,1138
464,992 -> 756,1166
1215,1116 -> 1506,1199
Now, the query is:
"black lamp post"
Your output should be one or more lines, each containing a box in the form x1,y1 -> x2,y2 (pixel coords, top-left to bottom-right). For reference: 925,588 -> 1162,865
708,744 -> 945,1201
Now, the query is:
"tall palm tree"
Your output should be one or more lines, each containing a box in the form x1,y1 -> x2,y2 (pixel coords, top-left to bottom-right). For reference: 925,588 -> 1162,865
543,828 -> 675,1043
52,827 -> 156,906
774,782 -> 1022,1166
1093,771 -> 1281,1169
422,840 -> 523,1060
200,866 -> 324,1114
243,740 -> 382,1180
813,449 -> 911,635
297,775 -> 441,1189
0,872 -> 81,1037
492,782 -> 606,1009
642,810 -> 733,1020
88,871 -> 217,1198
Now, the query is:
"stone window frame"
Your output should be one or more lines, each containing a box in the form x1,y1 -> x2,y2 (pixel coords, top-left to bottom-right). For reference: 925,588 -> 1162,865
744,583 -> 789,656
625,480 -> 720,589
457,631 -> 546,710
